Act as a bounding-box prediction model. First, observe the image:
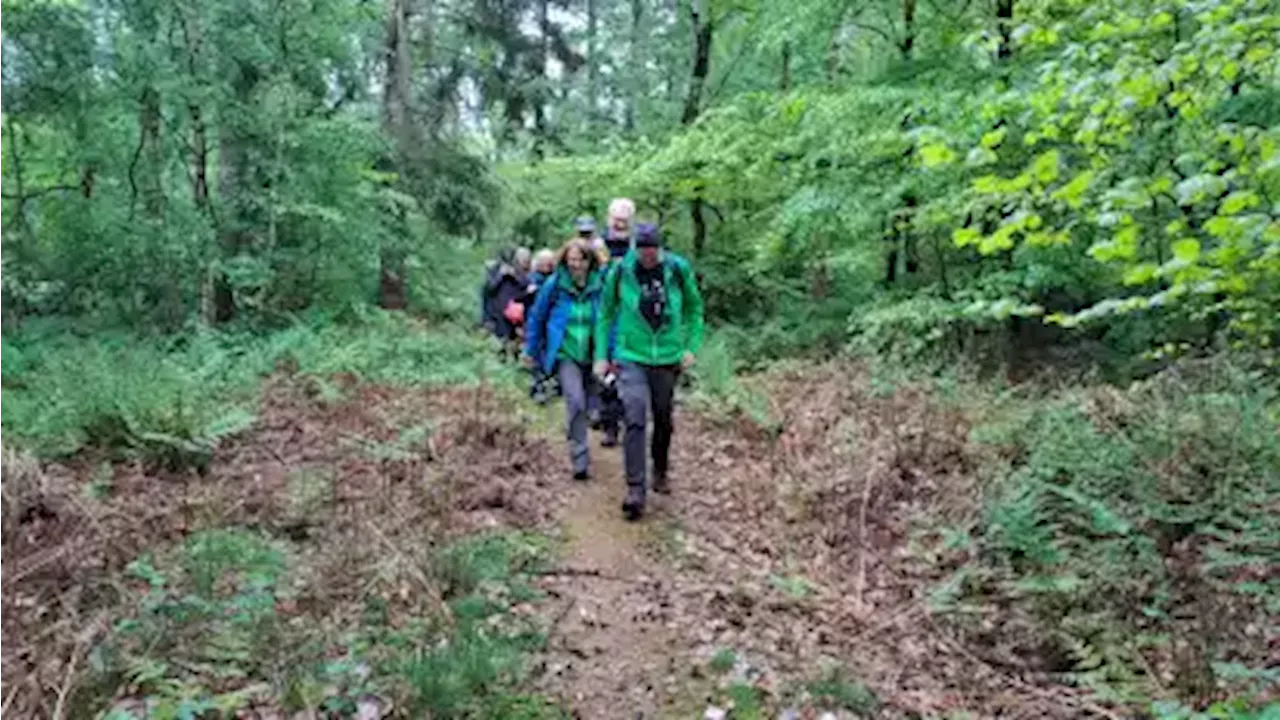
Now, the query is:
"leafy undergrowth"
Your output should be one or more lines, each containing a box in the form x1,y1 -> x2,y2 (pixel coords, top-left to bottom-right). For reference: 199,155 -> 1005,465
666,357 -> 1278,718
932,358 -> 1280,709
1,312 -> 517,460
1,376 -> 566,718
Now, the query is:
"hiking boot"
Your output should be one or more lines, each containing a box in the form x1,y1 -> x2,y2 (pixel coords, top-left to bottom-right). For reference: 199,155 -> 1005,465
621,486 -> 645,521
652,474 -> 670,495
573,470 -> 590,482
600,430 -> 618,448
532,388 -> 549,405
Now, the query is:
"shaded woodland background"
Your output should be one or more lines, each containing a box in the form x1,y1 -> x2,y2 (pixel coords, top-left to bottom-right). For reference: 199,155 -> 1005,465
2,0 -> 1278,718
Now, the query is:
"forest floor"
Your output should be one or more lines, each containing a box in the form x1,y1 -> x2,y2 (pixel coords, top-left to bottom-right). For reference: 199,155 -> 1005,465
526,366 -> 1113,720
0,360 -> 1172,719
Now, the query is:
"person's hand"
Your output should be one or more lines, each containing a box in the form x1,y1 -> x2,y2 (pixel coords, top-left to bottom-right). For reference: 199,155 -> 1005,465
520,354 -> 535,369
681,351 -> 696,371
593,360 -> 610,378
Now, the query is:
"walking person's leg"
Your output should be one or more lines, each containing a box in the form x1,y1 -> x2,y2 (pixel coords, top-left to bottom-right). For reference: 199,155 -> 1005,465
648,365 -> 679,494
587,377 -> 602,428
558,361 -> 591,480
617,362 -> 650,519
599,385 -> 621,446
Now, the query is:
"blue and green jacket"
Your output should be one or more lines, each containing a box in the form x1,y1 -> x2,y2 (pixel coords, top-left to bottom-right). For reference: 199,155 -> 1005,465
524,267 -> 604,375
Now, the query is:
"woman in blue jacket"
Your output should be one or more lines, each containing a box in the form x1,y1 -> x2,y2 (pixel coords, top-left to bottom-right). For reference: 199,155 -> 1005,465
523,237 -> 604,481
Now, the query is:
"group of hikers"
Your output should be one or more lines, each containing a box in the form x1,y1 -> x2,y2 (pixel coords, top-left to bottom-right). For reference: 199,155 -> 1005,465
479,198 -> 704,521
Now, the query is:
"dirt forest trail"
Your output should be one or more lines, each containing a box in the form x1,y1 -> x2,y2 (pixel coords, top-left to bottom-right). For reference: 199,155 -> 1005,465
534,441 -> 701,718
525,398 -> 946,720
520,368 -> 1119,720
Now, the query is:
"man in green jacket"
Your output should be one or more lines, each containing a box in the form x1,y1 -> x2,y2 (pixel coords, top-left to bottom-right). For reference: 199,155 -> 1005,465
594,223 -> 704,521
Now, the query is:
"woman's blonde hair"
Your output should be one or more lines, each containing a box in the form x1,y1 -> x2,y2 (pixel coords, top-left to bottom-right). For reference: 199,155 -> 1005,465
533,248 -> 556,270
556,237 -> 602,273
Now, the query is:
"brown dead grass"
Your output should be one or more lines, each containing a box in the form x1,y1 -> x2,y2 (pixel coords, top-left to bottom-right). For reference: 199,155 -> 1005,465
663,361 -> 1113,719
1,376 -> 564,719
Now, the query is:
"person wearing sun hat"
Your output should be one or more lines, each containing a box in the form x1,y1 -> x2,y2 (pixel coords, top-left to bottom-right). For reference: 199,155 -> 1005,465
594,222 -> 704,521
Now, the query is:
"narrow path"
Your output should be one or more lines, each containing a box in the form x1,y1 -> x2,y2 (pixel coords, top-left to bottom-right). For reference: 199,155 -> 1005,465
532,419 -> 706,719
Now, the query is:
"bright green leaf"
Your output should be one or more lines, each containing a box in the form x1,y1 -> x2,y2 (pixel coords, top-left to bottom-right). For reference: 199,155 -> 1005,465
919,143 -> 956,168
1052,169 -> 1093,208
953,227 -> 981,247
1031,149 -> 1060,184
1220,190 -> 1260,215
1123,263 -> 1158,285
1173,238 -> 1201,263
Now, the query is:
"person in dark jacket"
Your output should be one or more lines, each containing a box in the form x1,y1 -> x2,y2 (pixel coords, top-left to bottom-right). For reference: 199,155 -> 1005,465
603,198 -> 635,260
524,238 -> 605,480
481,248 -> 528,359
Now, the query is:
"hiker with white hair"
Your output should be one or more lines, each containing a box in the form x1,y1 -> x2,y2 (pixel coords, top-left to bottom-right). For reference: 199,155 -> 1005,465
595,197 -> 637,447
603,198 -> 636,261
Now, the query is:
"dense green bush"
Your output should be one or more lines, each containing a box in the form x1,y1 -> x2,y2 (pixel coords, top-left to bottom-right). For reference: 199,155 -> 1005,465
946,359 -> 1279,704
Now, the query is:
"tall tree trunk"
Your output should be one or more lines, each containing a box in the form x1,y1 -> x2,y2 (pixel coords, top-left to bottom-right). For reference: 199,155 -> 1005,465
899,0 -> 916,60
825,7 -> 847,84
139,86 -> 165,218
586,0 -> 598,132
780,41 -> 792,91
179,6 -> 224,324
626,0 -> 643,131
680,0 -> 712,125
682,0 -> 713,256
996,0 -> 1015,61
379,0 -> 421,310
3,39 -> 25,234
5,120 -> 32,242
212,64 -> 259,323
533,0 -> 550,157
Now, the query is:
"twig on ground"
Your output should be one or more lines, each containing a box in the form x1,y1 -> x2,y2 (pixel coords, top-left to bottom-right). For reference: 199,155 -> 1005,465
364,519 -> 444,612
927,613 -> 1126,720
545,596 -> 578,646
1,681 -> 21,717
533,566 -> 637,583
855,468 -> 874,610
50,629 -> 88,720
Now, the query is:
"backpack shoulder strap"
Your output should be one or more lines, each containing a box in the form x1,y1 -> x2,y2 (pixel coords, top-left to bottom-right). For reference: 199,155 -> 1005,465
609,262 -> 623,307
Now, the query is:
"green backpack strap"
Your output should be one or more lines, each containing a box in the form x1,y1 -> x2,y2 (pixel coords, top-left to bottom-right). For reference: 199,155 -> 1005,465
611,257 -> 686,306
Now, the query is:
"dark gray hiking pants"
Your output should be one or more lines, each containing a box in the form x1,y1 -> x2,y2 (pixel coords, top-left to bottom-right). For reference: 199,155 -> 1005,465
558,361 -> 591,475
618,362 -> 679,490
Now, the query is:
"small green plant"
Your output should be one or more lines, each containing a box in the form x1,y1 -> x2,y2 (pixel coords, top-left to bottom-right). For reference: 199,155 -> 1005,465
769,573 -> 816,600
944,359 -> 1280,704
709,648 -> 737,675
285,466 -> 335,521
390,531 -> 561,717
726,682 -> 764,720
806,664 -> 879,716
688,334 -> 776,431
1151,698 -> 1280,720
93,529 -> 289,718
